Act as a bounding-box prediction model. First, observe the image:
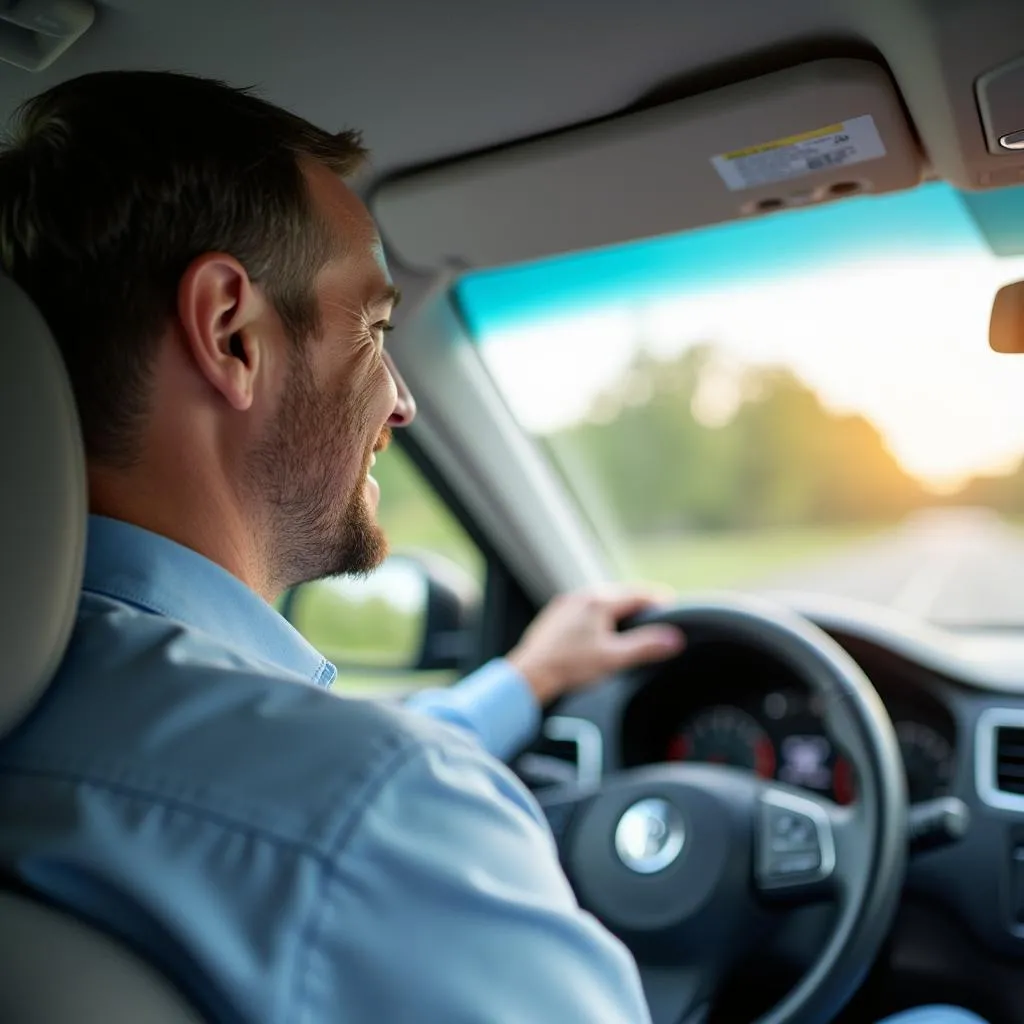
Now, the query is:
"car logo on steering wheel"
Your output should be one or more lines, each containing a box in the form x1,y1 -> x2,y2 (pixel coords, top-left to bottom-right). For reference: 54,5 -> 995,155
614,798 -> 686,874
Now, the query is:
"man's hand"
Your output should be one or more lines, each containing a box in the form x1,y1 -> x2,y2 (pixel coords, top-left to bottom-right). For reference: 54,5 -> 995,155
507,585 -> 686,705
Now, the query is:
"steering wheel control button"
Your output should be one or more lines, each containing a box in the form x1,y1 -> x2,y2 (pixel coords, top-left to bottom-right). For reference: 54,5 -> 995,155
757,790 -> 835,891
765,806 -> 822,876
770,811 -> 818,852
614,797 -> 686,875
771,849 -> 822,875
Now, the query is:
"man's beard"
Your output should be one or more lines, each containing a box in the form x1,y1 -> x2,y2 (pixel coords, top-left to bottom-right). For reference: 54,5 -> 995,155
246,350 -> 388,591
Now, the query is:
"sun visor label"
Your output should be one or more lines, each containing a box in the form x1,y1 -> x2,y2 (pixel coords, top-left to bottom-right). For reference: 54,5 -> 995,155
710,115 -> 887,192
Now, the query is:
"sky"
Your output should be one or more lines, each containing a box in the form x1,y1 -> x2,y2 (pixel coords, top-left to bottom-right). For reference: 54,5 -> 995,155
460,183 -> 1024,492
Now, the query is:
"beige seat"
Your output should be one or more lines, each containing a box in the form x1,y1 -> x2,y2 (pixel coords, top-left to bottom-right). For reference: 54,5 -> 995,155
0,274 -> 202,1022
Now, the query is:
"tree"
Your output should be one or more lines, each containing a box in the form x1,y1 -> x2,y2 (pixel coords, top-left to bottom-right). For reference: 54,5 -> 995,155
545,345 -> 926,535
952,458 -> 1024,515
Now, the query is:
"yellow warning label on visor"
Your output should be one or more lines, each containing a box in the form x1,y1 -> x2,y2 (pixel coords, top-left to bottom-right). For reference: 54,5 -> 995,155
721,124 -> 844,160
711,115 -> 887,192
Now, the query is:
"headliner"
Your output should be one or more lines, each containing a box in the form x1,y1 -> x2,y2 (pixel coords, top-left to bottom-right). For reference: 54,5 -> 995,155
0,0 -> 1021,191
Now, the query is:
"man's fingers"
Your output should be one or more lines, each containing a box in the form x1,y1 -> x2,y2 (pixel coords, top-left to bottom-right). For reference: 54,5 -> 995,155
607,624 -> 686,668
596,585 -> 676,620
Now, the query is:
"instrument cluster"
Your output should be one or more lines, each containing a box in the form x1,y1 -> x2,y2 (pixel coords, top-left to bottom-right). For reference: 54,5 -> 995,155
621,641 -> 956,805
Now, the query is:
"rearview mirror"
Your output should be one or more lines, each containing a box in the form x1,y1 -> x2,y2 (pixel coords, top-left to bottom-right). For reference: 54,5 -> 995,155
990,279 -> 1024,353
281,553 -> 481,674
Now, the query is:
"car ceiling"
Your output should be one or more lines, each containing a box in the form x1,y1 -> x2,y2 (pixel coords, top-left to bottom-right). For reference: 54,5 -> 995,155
1,0 -> 1024,274
0,0 -> 1019,181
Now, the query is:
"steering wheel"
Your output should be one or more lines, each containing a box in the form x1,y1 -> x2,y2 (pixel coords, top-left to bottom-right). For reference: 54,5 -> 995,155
537,596 -> 907,1024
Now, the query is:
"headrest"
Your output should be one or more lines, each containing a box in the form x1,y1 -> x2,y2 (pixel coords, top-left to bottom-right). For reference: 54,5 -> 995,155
0,275 -> 86,735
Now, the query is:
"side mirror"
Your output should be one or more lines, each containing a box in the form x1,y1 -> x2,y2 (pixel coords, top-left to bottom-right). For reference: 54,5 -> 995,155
281,552 -> 481,674
990,280 -> 1024,353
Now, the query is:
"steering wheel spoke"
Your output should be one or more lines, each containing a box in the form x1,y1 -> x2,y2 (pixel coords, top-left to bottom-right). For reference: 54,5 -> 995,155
754,787 -> 845,902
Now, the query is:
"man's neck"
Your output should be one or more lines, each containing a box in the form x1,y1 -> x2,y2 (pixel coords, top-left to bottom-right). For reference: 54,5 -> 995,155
88,464 -> 275,601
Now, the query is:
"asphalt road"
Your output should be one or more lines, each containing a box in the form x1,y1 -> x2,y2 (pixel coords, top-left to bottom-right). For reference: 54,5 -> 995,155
755,508 -> 1024,627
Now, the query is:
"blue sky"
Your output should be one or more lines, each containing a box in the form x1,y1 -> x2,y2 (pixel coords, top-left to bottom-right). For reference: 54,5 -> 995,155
458,182 -> 989,338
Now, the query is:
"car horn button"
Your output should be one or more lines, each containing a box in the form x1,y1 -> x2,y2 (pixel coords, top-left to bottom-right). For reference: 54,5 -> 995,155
614,797 -> 686,874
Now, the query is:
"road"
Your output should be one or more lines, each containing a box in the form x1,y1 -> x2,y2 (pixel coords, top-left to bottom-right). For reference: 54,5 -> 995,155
754,508 -> 1024,627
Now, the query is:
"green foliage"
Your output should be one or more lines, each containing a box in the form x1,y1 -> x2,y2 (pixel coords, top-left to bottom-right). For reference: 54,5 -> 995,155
547,345 -> 926,538
373,444 -> 484,577
290,582 -> 420,667
952,457 -> 1024,514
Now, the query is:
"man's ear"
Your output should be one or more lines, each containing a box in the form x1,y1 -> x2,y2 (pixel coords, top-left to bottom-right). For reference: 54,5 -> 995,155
177,253 -> 264,412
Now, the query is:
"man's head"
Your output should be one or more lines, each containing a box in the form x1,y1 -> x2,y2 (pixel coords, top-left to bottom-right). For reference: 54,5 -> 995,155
0,70 -> 414,596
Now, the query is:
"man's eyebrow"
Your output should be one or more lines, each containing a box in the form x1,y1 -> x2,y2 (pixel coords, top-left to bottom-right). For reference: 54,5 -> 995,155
374,284 -> 401,309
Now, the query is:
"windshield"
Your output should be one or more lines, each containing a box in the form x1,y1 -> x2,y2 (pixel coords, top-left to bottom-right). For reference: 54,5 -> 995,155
457,182 -> 1024,629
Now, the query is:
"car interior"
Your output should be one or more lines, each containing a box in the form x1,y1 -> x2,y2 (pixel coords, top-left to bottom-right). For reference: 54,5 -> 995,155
4,1 -> 1024,1022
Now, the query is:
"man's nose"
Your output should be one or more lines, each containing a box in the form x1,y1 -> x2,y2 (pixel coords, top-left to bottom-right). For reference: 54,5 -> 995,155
384,351 -> 417,427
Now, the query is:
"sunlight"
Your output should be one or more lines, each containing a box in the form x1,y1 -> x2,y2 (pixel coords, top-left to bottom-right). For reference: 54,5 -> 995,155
479,250 -> 1024,491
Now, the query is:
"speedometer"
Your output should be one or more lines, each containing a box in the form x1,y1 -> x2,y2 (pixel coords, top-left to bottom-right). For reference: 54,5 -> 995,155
668,706 -> 776,779
895,721 -> 953,803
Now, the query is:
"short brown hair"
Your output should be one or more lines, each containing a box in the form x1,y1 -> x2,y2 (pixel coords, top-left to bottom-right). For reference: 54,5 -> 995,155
0,70 -> 366,465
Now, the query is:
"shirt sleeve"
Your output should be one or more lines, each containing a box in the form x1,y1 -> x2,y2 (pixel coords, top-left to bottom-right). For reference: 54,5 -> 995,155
305,730 -> 652,1024
405,657 -> 540,761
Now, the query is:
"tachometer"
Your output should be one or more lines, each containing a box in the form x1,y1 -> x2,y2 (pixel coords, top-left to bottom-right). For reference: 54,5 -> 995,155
668,706 -> 776,779
895,721 -> 953,804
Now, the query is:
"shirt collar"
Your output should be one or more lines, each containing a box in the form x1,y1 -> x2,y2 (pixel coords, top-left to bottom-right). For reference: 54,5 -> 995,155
82,515 -> 337,688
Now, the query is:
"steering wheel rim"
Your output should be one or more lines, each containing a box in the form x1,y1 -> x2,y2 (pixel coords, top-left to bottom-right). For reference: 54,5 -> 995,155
540,594 -> 907,1024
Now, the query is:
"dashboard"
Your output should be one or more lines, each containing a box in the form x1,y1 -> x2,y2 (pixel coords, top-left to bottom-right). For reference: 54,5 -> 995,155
528,597 -> 1024,1023
619,640 -> 957,806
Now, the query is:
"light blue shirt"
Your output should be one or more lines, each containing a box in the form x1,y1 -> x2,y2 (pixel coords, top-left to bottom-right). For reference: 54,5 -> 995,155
0,515 -> 650,1022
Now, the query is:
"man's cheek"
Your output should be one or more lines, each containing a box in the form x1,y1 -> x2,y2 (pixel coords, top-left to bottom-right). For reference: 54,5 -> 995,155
379,358 -> 400,411
357,359 -> 396,424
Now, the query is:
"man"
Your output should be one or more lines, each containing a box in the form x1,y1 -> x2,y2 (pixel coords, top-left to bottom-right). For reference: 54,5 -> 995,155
0,71 -> 985,1023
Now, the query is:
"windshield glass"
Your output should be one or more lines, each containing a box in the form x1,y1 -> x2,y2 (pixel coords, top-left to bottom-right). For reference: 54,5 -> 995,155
457,182 -> 1024,629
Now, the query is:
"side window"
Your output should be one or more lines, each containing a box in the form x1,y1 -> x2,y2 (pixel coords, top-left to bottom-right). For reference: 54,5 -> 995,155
281,444 -> 485,692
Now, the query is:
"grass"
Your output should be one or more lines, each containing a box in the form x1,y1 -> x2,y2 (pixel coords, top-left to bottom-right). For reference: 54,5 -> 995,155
627,523 -> 882,592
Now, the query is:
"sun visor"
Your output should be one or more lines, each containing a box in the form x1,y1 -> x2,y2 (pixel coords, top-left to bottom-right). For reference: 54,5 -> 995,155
374,59 -> 923,273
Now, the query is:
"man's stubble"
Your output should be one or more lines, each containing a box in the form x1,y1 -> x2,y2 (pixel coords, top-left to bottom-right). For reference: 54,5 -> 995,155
246,346 -> 388,592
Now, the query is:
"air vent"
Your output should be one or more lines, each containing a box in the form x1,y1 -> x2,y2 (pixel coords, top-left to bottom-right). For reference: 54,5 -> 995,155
996,727 -> 1024,795
540,716 -> 603,788
976,709 -> 1024,811
516,717 -> 602,793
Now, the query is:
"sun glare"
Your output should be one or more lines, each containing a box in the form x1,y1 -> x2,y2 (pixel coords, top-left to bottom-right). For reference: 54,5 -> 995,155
479,250 -> 1024,492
